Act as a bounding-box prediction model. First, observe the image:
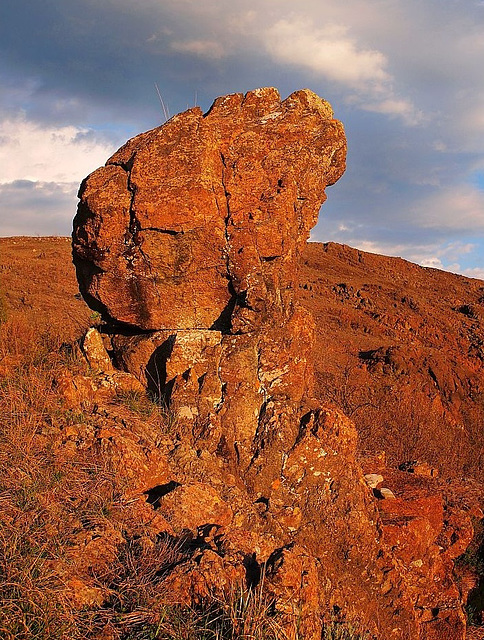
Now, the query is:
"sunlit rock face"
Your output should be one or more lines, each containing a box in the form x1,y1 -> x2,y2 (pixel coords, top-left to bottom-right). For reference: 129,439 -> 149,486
72,89 -> 469,640
72,87 -> 346,333
73,86 -> 347,485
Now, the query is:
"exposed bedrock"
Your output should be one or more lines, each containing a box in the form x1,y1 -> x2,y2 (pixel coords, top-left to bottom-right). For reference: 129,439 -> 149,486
73,88 -> 470,640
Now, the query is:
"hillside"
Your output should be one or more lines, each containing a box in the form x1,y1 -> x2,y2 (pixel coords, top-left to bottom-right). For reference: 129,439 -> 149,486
2,235 -> 484,639
300,241 -> 484,480
4,87 -> 484,640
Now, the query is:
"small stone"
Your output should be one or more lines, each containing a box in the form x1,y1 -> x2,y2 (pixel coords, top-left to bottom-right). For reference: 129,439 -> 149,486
379,487 -> 396,499
364,473 -> 384,489
82,328 -> 114,373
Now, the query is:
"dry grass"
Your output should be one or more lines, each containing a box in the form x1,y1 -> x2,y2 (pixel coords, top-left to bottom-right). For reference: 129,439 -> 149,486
0,317 -> 327,640
0,318 -> 133,638
322,621 -> 372,640
94,571 -> 296,640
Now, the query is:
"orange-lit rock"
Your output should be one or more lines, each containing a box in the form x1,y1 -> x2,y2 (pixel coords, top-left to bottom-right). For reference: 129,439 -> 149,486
73,88 -> 345,332
71,89 -> 473,640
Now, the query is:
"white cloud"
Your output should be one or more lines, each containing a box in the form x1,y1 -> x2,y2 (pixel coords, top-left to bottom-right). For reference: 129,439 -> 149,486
461,266 -> 484,280
0,180 -> 78,236
171,39 -> 224,59
264,17 -> 420,123
452,92 -> 484,153
345,239 -> 423,260
0,116 -> 115,184
0,116 -> 116,236
418,245 -> 484,279
359,97 -> 424,126
266,19 -> 389,91
419,256 -> 445,269
416,241 -> 477,273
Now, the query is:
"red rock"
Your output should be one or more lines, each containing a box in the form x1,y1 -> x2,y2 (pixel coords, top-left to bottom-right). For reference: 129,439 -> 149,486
73,88 -> 345,332
56,368 -> 144,408
71,89 -> 473,640
159,482 -> 233,532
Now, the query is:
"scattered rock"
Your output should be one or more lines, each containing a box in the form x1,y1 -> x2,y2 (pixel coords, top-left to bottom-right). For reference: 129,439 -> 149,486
377,487 -> 396,499
56,368 -> 144,408
82,327 -> 114,373
399,460 -> 439,478
159,482 -> 233,533
364,473 -> 384,489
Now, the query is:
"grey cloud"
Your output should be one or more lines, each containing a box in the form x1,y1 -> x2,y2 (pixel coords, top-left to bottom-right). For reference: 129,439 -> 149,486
0,180 -> 77,236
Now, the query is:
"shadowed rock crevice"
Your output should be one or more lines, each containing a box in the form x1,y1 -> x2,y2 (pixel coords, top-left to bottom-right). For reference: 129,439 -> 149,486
144,480 -> 181,510
145,336 -> 176,401
210,280 -> 237,333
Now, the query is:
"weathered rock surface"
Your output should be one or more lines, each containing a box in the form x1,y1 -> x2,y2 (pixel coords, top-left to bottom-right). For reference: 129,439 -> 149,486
71,89 -> 475,640
74,86 -> 342,483
73,87 -> 345,334
361,458 -> 480,640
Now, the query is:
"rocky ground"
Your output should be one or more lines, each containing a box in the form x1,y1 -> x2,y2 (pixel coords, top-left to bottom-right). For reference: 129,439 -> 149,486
2,235 -> 484,639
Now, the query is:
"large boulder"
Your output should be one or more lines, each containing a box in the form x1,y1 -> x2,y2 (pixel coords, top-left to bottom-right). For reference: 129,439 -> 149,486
73,88 -> 346,333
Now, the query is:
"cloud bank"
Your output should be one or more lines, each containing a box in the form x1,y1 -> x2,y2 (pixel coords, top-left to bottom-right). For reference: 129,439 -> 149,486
0,116 -> 116,235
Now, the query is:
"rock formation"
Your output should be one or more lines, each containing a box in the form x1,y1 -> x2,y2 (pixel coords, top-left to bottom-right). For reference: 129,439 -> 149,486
73,87 -> 344,334
73,86 -> 346,481
72,88 -> 472,639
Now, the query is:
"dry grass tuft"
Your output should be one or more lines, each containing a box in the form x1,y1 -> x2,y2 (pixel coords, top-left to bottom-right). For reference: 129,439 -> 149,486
0,318 -> 128,638
322,621 -> 372,640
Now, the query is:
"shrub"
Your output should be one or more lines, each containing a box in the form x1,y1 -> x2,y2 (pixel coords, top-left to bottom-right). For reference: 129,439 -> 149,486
456,517 -> 484,625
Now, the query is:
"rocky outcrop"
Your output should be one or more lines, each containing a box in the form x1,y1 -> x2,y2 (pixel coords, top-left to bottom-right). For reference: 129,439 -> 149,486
73,87 -> 345,485
72,88 -> 471,639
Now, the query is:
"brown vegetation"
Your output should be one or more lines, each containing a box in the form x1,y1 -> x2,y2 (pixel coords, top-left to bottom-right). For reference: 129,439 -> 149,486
0,236 -> 367,639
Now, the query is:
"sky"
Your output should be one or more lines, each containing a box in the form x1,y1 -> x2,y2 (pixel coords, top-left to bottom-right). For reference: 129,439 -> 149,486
1,0 -> 484,278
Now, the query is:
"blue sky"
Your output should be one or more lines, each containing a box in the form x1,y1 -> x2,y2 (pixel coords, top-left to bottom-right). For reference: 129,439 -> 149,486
1,0 -> 484,277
